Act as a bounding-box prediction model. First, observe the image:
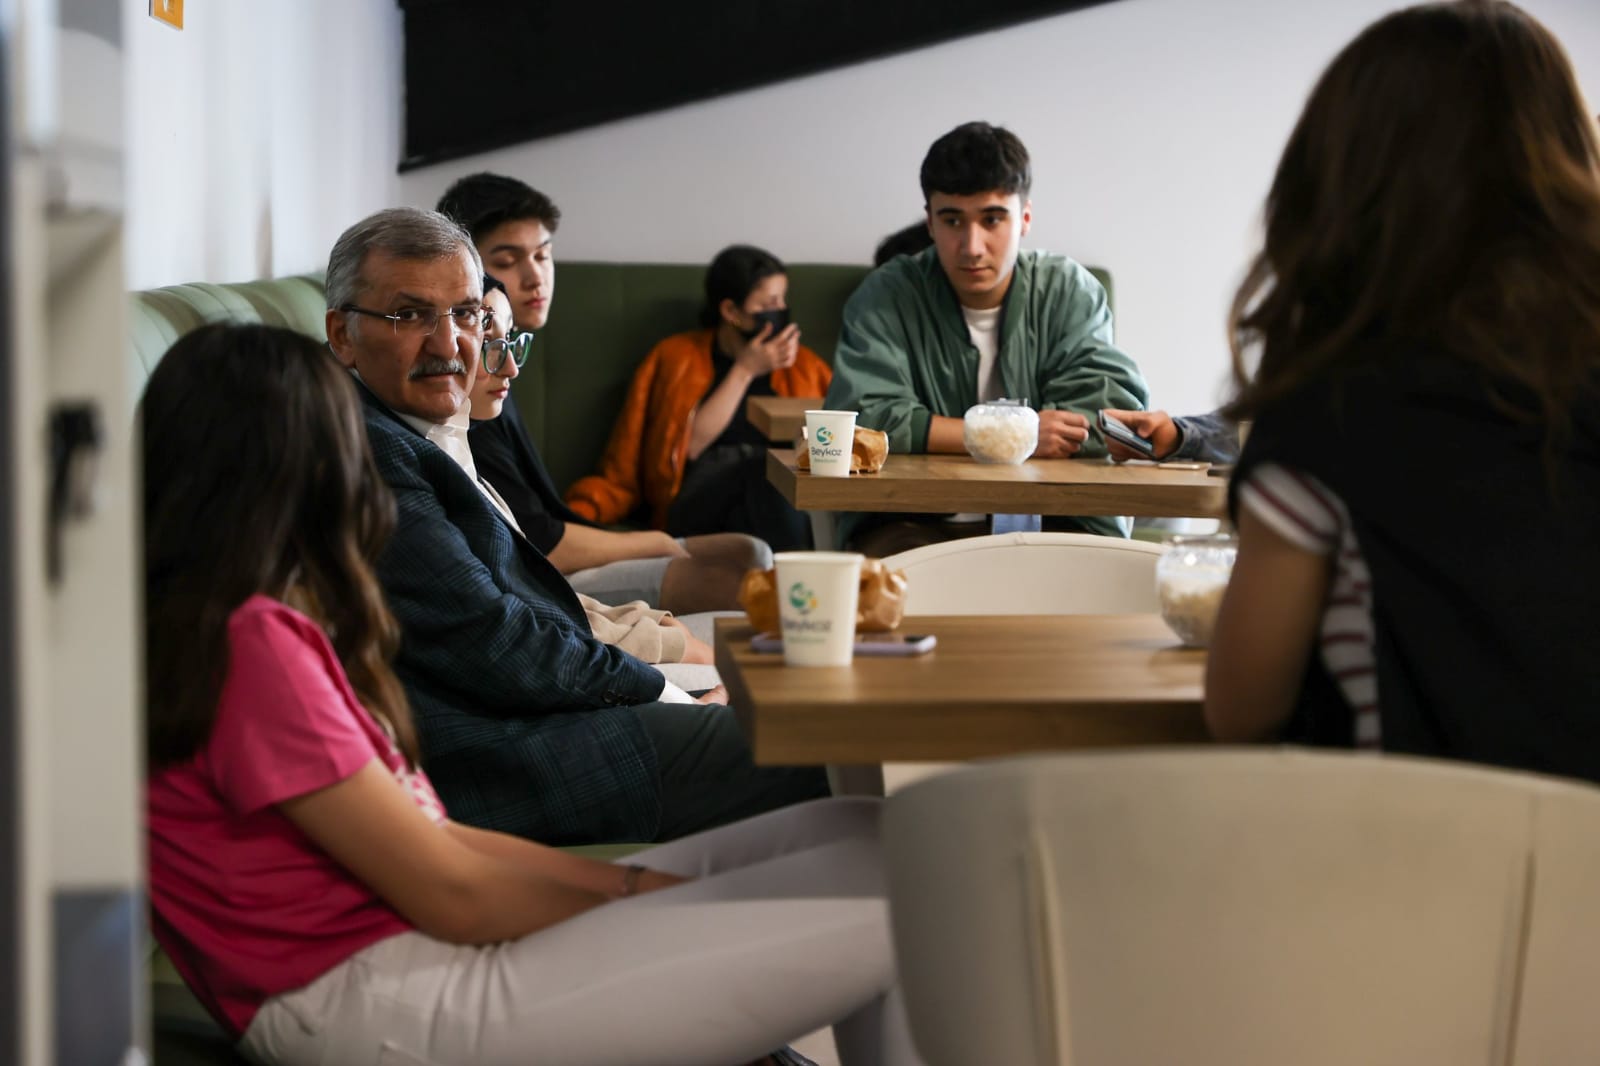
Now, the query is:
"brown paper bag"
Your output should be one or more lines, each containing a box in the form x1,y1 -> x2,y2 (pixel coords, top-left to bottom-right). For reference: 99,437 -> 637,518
796,426 -> 889,474
739,557 -> 908,634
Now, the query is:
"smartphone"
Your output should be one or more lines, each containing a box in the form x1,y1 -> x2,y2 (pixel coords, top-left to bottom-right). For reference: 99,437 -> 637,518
750,632 -> 938,656
1097,410 -> 1156,458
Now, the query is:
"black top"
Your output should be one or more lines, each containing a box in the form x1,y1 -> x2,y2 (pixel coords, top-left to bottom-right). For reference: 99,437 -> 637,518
467,392 -> 592,555
1231,349 -> 1600,783
698,342 -> 776,453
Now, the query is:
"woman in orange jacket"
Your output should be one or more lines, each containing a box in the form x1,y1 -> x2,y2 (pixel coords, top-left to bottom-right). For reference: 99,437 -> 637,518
566,245 -> 831,551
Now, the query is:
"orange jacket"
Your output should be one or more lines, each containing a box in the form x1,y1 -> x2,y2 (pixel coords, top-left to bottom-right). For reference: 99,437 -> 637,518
566,329 -> 832,529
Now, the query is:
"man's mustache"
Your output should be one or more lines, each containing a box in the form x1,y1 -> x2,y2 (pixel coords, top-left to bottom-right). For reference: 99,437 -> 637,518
408,357 -> 467,379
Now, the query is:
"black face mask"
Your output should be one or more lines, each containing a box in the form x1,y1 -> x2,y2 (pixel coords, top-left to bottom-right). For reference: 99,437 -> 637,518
738,307 -> 791,341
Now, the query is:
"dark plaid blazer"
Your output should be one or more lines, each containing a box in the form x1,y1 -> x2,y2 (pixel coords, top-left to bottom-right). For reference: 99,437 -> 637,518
358,384 -> 665,844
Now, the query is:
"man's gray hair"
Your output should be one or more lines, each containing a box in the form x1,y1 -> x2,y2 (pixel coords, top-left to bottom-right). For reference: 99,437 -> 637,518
324,207 -> 483,311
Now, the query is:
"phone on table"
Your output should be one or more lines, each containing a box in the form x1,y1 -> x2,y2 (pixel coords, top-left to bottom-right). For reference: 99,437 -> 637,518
1097,410 -> 1157,458
750,632 -> 938,656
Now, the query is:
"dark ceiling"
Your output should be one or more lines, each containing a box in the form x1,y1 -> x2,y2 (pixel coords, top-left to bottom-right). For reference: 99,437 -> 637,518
398,0 -> 1124,171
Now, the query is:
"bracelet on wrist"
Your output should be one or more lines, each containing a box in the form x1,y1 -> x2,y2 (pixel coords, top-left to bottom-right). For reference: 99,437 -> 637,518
618,863 -> 647,899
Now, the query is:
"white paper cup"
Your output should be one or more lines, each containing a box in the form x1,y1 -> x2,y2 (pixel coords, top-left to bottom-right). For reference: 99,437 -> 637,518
772,551 -> 863,666
804,410 -> 857,477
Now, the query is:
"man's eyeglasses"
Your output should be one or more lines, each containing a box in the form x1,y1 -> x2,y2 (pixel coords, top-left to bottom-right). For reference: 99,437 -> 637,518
341,304 -> 490,336
482,331 -> 536,374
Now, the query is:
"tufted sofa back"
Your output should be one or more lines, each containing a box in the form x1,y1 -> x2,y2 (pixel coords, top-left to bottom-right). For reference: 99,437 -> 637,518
127,262 -> 1112,500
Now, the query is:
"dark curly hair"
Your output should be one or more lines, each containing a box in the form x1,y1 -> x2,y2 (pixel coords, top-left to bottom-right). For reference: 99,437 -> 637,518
919,122 -> 1031,203
437,172 -> 562,244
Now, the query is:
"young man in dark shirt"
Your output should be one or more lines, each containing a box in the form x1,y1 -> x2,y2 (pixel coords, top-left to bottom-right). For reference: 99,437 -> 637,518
438,173 -> 769,614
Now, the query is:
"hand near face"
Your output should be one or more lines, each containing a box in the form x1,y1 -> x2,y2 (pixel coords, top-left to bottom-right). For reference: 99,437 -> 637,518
1102,409 -> 1180,461
732,323 -> 802,376
1032,409 -> 1092,458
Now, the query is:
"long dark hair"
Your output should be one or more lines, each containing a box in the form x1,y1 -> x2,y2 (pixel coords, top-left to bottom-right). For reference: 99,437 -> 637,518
1228,0 -> 1600,436
143,323 -> 419,769
700,244 -> 785,327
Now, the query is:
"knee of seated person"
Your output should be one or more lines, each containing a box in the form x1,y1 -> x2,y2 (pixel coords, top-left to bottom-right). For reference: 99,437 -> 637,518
692,533 -> 772,572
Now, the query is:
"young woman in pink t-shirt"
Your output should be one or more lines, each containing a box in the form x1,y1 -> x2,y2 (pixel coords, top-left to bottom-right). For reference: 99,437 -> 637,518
143,323 -> 921,1066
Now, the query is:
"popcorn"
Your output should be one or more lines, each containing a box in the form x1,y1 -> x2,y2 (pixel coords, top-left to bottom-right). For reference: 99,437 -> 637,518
963,400 -> 1039,465
1158,576 -> 1229,647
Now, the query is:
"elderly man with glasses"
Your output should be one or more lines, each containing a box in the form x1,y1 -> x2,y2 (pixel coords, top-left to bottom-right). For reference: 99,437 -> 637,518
326,207 -> 829,846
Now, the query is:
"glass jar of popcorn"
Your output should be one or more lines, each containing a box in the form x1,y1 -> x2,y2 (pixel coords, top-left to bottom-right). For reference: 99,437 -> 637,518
1156,532 -> 1237,647
963,399 -> 1038,464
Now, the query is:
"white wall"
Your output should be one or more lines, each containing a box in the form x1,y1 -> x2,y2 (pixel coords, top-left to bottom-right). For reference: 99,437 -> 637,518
123,0 -> 402,290
399,0 -> 1600,416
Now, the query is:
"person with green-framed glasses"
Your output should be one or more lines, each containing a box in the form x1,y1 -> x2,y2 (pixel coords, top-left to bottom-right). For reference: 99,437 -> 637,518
444,173 -> 772,617
470,276 -> 535,414
469,275 -> 716,667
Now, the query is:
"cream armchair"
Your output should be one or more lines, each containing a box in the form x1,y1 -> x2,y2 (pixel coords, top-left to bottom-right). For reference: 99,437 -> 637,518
883,749 -> 1600,1066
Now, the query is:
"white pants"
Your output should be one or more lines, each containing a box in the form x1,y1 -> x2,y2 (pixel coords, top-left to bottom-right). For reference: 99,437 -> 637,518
238,798 -> 922,1066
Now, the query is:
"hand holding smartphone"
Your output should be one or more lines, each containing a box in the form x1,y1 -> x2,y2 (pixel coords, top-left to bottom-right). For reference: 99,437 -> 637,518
1097,410 -> 1157,458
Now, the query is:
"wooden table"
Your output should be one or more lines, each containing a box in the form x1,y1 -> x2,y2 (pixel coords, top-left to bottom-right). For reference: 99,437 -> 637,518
766,448 -> 1227,519
715,614 -> 1208,765
746,396 -> 820,442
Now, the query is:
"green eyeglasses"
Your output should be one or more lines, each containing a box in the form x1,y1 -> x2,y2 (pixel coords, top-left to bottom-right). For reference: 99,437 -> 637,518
482,331 -> 535,374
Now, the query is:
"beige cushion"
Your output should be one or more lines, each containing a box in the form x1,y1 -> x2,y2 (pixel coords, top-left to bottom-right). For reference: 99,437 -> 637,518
883,749 -> 1600,1066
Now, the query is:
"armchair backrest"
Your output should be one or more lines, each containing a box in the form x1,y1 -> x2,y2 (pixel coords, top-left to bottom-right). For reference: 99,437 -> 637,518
883,749 -> 1600,1066
879,532 -> 1163,615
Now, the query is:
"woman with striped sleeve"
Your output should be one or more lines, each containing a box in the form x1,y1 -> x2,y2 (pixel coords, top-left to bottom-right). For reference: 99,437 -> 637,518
1205,0 -> 1600,780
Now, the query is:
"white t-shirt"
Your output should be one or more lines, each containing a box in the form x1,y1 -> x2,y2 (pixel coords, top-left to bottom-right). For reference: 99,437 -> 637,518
964,305 -> 1003,402
948,305 -> 1006,524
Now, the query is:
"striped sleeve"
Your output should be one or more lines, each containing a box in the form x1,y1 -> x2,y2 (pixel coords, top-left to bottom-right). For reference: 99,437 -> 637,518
1237,464 -> 1341,554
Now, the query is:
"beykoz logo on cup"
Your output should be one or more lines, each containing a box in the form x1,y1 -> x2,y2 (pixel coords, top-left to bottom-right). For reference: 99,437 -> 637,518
810,425 -> 846,461
783,581 -> 832,635
788,582 -> 817,614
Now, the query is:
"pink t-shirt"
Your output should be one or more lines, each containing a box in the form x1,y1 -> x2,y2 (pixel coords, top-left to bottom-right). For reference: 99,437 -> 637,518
146,595 -> 448,1038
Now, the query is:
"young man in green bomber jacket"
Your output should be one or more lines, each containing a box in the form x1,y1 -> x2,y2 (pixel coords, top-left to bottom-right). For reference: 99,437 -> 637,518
825,121 -> 1150,554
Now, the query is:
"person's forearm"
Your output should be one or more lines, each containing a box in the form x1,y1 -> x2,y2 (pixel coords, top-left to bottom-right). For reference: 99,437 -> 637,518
686,368 -> 756,460
925,414 -> 967,453
1203,508 -> 1330,740
547,523 -> 678,574
282,764 -> 608,947
447,820 -> 637,899
1172,413 -> 1241,465
441,857 -> 605,944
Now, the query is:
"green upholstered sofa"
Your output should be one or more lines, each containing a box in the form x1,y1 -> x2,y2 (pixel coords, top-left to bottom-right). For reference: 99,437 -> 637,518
125,264 -> 881,497
129,261 -> 1112,503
